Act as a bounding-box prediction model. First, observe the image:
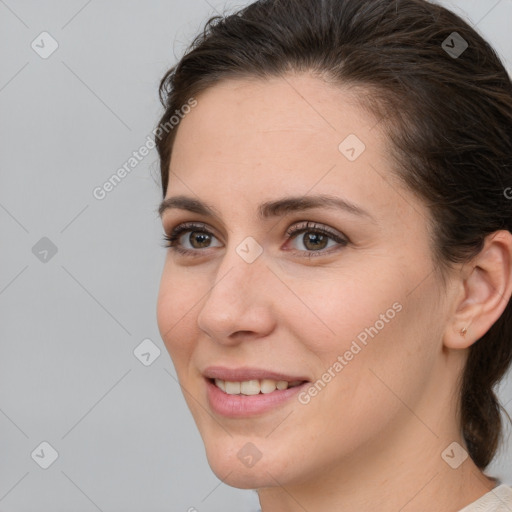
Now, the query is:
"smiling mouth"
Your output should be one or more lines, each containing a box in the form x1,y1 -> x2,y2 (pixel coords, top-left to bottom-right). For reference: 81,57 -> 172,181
208,377 -> 307,395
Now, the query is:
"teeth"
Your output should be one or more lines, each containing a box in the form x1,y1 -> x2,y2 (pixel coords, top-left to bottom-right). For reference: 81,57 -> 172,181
214,378 -> 225,392
260,379 -> 277,394
240,380 -> 260,395
225,381 -> 241,395
213,378 -> 304,395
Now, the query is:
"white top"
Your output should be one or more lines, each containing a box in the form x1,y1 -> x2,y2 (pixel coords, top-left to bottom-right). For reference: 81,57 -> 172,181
458,484 -> 512,512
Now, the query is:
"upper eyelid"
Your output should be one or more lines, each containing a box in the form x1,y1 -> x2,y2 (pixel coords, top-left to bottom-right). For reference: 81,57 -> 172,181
166,220 -> 341,234
165,220 -> 348,245
164,221 -> 212,235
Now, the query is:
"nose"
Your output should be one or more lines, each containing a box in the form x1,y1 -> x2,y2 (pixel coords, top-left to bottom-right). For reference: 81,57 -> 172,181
196,243 -> 276,345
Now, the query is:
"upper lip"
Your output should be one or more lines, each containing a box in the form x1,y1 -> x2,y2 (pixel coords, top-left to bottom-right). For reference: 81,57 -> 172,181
203,366 -> 310,382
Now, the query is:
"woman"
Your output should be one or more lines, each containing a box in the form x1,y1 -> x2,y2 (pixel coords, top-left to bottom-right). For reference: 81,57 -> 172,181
154,0 -> 512,510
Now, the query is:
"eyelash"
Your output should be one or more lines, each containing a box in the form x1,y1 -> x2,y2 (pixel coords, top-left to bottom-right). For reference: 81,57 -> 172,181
161,221 -> 349,258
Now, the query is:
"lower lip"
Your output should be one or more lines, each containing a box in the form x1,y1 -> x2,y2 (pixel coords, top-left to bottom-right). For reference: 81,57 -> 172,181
205,378 -> 309,417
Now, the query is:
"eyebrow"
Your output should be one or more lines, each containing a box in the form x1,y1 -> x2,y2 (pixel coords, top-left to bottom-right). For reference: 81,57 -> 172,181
158,194 -> 376,223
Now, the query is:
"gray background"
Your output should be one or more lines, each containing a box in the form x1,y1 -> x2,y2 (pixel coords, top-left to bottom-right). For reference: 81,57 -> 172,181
0,1 -> 511,510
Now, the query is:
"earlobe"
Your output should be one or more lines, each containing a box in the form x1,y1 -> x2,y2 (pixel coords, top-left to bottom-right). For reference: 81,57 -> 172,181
444,230 -> 512,350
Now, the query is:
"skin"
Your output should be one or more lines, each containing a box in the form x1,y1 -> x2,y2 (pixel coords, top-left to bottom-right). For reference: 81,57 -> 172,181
156,72 -> 512,512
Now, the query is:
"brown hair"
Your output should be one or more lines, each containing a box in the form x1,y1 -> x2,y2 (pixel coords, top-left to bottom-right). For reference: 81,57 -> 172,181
154,0 -> 512,469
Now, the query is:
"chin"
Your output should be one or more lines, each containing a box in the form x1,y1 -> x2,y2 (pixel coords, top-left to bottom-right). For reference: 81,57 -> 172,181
210,464 -> 272,490
202,436 -> 294,490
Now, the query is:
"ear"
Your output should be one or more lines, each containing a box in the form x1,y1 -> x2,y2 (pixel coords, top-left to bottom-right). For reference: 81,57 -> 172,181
444,230 -> 512,349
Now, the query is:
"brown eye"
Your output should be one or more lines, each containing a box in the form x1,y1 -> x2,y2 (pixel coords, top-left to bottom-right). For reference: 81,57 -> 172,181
299,232 -> 329,251
186,231 -> 214,249
286,222 -> 348,256
162,222 -> 222,255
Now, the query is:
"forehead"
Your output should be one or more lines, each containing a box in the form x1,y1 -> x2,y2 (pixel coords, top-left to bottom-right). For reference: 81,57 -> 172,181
173,73 -> 374,153
166,73 -> 426,228
171,74 -> 376,176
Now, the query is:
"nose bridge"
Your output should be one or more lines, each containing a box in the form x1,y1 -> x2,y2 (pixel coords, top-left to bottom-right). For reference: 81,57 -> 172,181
196,237 -> 272,340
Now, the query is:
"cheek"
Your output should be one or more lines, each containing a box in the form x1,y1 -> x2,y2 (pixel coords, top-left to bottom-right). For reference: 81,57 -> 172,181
289,265 -> 433,417
156,266 -> 199,363
284,263 -> 405,356
303,283 -> 437,439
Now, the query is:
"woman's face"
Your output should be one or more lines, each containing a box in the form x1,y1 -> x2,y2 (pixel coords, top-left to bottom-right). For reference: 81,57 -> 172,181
157,73 -> 454,489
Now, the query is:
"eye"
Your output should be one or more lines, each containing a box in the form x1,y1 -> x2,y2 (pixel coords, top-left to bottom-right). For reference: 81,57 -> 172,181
161,220 -> 349,257
285,221 -> 348,257
162,222 -> 221,256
